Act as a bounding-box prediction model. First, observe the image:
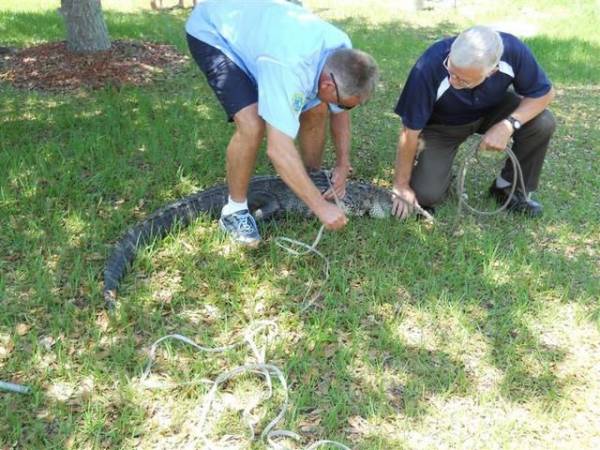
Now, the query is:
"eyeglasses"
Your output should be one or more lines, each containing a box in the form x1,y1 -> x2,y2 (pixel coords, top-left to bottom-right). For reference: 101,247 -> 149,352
330,72 -> 356,110
443,57 -> 496,89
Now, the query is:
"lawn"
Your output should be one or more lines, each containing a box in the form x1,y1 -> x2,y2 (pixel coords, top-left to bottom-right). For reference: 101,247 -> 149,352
1,0 -> 599,449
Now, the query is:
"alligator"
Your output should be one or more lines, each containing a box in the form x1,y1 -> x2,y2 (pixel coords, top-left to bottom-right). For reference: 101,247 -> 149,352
103,171 -> 394,308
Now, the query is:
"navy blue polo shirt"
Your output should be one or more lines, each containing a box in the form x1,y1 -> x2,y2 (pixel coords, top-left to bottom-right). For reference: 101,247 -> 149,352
394,32 -> 552,130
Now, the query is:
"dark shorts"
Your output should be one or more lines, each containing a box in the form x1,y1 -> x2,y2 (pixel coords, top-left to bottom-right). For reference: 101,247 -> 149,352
186,33 -> 258,122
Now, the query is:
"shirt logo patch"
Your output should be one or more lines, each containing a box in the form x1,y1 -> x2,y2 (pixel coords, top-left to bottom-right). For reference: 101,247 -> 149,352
291,92 -> 305,113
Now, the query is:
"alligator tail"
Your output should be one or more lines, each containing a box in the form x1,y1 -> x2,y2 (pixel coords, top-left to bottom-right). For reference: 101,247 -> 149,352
102,171 -> 335,308
103,183 -> 228,308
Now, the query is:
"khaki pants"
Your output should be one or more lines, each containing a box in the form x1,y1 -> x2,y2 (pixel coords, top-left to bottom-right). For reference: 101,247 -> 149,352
411,92 -> 556,207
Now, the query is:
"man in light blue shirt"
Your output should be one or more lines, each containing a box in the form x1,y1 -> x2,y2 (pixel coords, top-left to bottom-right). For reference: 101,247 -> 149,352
186,0 -> 379,247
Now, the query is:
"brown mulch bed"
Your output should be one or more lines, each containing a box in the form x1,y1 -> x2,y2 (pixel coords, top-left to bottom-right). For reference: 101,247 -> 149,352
0,40 -> 189,92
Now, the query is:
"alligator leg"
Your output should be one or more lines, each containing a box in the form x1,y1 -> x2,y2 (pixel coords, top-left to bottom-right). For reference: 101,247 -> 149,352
248,190 -> 281,221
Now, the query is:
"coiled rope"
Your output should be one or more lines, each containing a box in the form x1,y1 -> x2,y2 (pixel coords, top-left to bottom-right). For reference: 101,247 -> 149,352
457,139 -> 527,216
141,322 -> 350,449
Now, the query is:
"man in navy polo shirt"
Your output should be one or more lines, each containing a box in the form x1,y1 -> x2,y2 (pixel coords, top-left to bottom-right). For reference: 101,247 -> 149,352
185,0 -> 379,247
392,26 -> 556,218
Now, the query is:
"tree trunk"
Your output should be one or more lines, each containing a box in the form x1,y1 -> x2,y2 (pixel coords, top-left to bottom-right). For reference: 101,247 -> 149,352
61,0 -> 110,53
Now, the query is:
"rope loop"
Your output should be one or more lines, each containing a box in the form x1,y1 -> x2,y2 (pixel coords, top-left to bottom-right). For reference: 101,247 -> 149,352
457,138 -> 527,216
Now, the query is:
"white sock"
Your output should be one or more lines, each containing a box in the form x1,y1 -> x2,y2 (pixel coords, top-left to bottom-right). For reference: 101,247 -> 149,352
221,196 -> 248,216
496,175 -> 511,189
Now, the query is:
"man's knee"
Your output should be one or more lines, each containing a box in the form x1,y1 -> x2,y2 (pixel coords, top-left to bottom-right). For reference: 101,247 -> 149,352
412,182 -> 448,207
299,103 -> 328,137
298,103 -> 328,170
526,109 -> 556,138
300,102 -> 328,124
234,106 -> 265,144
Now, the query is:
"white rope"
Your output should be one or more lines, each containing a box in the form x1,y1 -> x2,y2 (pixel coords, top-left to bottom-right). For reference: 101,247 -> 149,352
141,321 -> 351,449
274,225 -> 330,313
268,430 -> 352,450
141,175 -> 351,448
141,320 -> 279,381
273,170 -> 343,311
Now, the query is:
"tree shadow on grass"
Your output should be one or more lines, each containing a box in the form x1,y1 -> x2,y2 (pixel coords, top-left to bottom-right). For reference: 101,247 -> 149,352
373,217 -> 594,402
0,83 -> 234,448
361,327 -> 470,417
2,6 -> 599,448
268,213 -> 597,433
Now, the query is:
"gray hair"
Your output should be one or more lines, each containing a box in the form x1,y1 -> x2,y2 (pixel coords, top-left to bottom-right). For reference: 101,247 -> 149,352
324,48 -> 379,101
449,26 -> 503,71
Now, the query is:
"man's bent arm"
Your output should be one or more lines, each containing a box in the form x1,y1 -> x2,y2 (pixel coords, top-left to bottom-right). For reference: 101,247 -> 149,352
266,124 -> 347,229
482,88 -> 556,150
508,88 -> 555,126
393,127 -> 421,188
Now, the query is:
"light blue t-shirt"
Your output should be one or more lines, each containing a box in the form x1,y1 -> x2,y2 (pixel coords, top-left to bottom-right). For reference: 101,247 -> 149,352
185,0 -> 352,138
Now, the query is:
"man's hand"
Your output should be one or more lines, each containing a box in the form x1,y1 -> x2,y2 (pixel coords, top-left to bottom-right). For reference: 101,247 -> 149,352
315,201 -> 348,230
267,124 -> 349,231
391,184 -> 419,220
480,120 -> 513,152
323,164 -> 352,201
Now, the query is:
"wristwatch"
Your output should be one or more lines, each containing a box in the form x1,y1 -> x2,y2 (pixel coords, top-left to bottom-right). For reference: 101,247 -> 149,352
505,115 -> 522,132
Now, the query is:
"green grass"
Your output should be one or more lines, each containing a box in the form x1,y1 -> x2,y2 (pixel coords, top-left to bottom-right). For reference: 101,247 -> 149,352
1,0 -> 599,449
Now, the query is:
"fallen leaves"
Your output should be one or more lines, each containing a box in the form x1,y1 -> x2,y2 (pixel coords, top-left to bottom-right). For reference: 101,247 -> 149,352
0,335 -> 14,360
39,335 -> 57,351
15,323 -> 31,336
0,40 -> 189,92
96,310 -> 111,332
